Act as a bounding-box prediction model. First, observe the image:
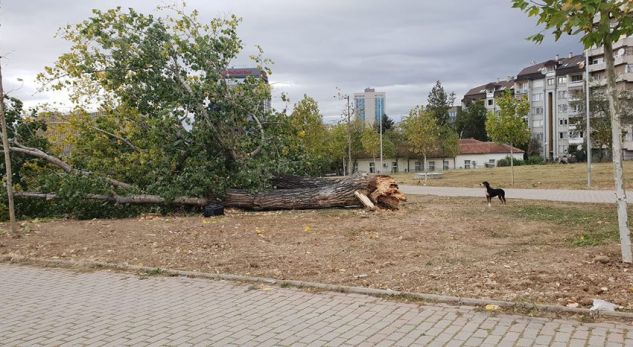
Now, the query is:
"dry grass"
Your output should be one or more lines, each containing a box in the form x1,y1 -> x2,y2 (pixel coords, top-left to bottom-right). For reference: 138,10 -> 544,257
393,162 -> 633,189
2,195 -> 632,310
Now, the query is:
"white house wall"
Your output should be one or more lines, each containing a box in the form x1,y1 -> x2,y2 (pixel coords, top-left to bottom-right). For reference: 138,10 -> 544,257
454,153 -> 523,169
356,152 -> 524,173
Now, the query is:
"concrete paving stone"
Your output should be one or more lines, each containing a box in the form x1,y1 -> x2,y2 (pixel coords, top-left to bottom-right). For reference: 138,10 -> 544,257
1,264 -> 633,346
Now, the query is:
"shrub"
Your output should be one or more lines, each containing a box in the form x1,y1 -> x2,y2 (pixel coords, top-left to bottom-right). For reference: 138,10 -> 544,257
497,157 -> 524,167
525,155 -> 545,165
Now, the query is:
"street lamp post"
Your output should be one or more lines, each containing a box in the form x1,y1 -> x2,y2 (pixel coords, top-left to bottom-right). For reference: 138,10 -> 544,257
585,49 -> 592,188
379,113 -> 383,173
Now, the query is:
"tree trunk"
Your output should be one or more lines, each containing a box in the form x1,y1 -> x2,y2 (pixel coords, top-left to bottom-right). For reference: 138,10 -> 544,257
17,175 -> 406,211
604,37 -> 633,263
423,154 -> 427,184
271,175 -> 342,189
0,62 -> 16,235
226,175 -> 405,210
510,143 -> 514,186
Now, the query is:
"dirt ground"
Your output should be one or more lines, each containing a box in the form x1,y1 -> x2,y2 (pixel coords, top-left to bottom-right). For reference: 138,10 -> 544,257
2,195 -> 632,311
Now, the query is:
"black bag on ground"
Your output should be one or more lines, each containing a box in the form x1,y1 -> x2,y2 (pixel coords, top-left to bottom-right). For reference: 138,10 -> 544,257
203,203 -> 224,217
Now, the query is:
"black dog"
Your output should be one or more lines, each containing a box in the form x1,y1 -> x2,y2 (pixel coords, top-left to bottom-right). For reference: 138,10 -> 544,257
482,181 -> 506,206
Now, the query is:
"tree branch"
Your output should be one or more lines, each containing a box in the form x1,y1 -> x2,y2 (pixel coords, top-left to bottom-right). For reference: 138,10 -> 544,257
8,140 -> 135,190
47,121 -> 143,152
14,191 -> 210,206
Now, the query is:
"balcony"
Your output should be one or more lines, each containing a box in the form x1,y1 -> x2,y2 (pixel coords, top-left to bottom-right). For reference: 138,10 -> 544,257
588,62 -> 606,72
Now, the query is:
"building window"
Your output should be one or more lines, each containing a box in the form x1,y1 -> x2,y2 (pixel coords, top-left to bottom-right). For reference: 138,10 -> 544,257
354,97 -> 366,123
489,159 -> 495,165
557,90 -> 567,99
559,132 -> 567,139
415,161 -> 422,172
369,162 -> 375,173
558,76 -> 567,84
375,97 -> 384,125
532,93 -> 542,101
443,160 -> 449,170
559,118 -> 568,125
626,64 -> 633,74
547,78 -> 555,86
571,74 -> 583,82
534,107 -> 544,115
392,161 -> 398,173
428,161 -> 435,172
472,161 -> 477,169
558,104 -> 568,113
464,160 -> 471,169
488,99 -> 493,106
533,119 -> 544,127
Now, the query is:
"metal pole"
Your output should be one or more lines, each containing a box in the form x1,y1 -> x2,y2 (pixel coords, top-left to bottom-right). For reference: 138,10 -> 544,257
379,113 -> 383,173
585,50 -> 592,188
346,95 -> 352,176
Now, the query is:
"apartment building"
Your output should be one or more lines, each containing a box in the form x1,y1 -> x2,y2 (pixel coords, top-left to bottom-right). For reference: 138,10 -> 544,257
353,88 -> 386,127
463,33 -> 633,161
513,53 -> 585,160
461,79 -> 515,113
586,36 -> 633,157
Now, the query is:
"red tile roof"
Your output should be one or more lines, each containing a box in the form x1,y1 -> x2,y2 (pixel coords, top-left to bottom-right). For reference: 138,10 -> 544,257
459,138 -> 524,155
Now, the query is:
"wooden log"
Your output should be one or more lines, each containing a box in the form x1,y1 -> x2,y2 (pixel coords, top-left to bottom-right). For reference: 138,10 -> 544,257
354,190 -> 376,211
271,175 -> 343,189
225,174 -> 405,210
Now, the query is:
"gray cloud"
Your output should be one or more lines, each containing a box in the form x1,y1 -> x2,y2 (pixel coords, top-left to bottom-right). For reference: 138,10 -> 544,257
1,0 -> 582,121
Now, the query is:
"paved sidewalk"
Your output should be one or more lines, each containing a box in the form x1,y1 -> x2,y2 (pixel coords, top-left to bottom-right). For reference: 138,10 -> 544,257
1,264 -> 633,346
401,185 -> 623,204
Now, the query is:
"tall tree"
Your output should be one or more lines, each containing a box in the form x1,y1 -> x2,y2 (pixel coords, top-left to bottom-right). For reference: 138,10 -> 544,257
485,90 -> 530,186
361,127 -> 381,170
426,80 -> 455,126
455,101 -> 488,140
513,0 -> 633,263
289,95 -> 330,175
402,106 -> 440,174
0,62 -> 16,234
373,113 -> 395,133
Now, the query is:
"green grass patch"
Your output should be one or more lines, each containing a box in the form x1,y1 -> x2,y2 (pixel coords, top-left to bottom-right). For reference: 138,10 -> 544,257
510,204 -> 619,246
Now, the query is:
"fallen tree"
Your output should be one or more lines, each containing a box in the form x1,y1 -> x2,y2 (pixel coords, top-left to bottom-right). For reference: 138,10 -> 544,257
15,174 -> 406,211
226,175 -> 405,210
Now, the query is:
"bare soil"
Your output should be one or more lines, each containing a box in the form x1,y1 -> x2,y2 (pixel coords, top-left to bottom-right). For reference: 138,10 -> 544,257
2,195 -> 632,311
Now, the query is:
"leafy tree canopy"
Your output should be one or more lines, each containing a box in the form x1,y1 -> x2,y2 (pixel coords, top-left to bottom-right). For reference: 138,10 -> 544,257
455,101 -> 488,141
36,5 -> 297,198
485,91 -> 530,147
426,81 -> 455,126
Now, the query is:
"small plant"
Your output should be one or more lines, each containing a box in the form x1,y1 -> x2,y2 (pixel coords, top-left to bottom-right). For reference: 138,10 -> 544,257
144,268 -> 163,276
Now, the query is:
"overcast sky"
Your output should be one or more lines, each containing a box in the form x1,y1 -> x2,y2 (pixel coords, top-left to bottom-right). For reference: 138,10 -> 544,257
1,0 -> 582,123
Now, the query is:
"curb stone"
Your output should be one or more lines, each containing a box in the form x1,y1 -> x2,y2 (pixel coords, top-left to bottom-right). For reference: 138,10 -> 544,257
2,254 -> 632,320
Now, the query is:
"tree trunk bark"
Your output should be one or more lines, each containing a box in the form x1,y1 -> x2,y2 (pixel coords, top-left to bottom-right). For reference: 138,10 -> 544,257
604,37 -> 633,263
510,143 -> 514,186
227,175 -> 405,210
0,62 -> 16,235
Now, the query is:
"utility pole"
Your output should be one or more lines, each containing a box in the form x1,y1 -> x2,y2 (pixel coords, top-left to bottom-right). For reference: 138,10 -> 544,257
379,113 -> 383,173
348,99 -> 353,175
585,50 -> 592,188
0,60 -> 17,235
